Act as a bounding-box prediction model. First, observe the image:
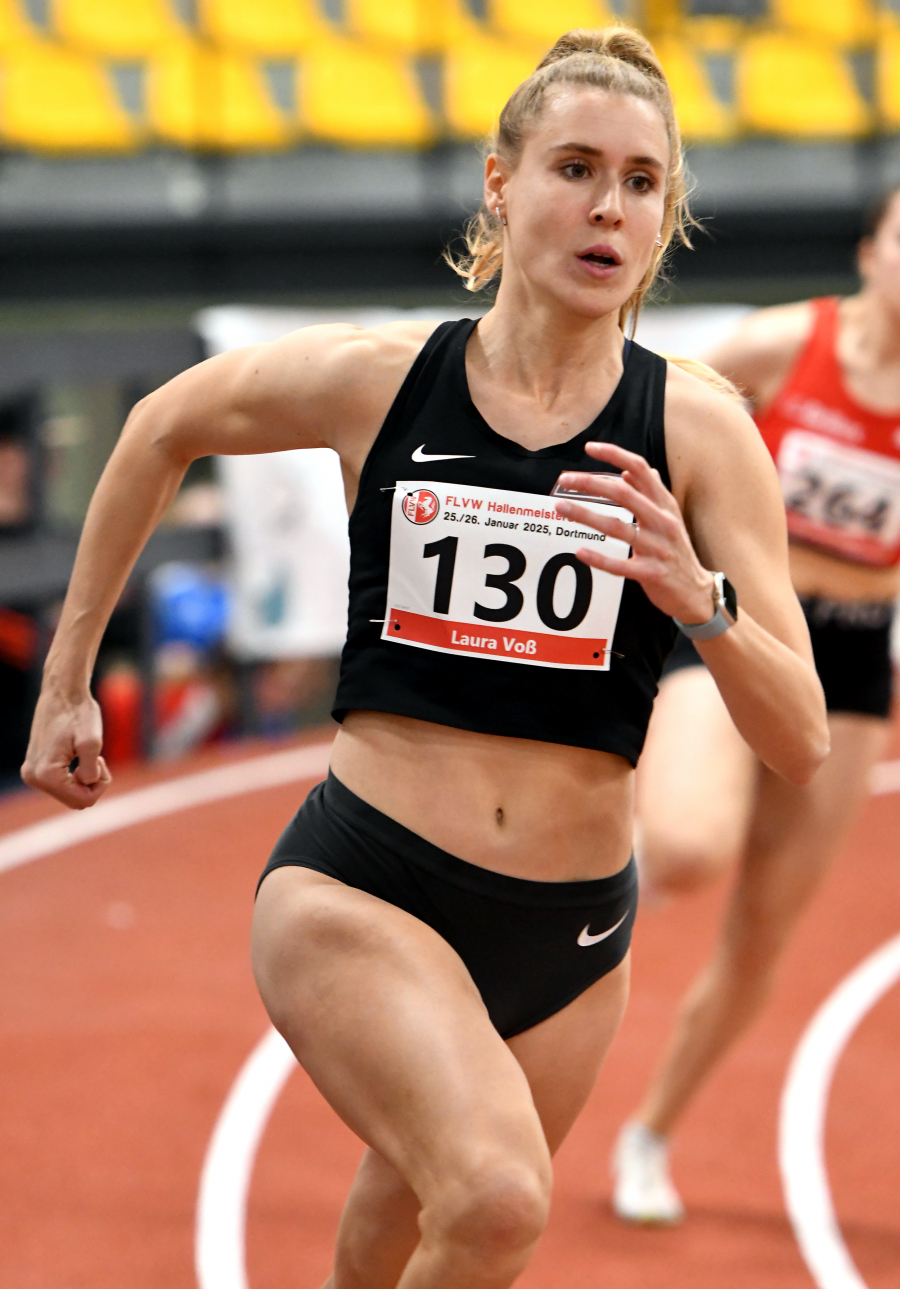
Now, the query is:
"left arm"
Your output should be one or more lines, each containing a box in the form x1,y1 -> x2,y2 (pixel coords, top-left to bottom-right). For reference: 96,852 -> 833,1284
554,365 -> 829,786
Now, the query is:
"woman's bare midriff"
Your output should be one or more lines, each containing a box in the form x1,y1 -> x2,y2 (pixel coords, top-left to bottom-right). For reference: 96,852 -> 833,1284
329,710 -> 634,883
788,542 -> 900,603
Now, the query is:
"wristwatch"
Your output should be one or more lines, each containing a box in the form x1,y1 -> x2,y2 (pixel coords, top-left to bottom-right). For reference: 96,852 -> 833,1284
673,572 -> 738,641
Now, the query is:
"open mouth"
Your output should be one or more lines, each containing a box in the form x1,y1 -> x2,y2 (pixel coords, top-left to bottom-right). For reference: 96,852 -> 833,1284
579,251 -> 620,267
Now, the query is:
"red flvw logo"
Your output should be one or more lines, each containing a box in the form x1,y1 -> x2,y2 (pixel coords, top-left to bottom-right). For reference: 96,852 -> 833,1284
401,489 -> 439,524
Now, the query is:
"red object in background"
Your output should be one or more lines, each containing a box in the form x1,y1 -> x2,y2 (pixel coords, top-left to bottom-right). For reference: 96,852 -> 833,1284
0,607 -> 37,671
154,675 -> 223,760
96,664 -> 143,767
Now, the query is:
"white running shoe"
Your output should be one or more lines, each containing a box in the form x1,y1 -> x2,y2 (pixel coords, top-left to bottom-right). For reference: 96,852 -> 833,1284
611,1121 -> 685,1225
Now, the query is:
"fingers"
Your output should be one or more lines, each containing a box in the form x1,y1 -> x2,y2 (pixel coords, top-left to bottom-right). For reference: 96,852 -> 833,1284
555,498 -> 635,544
582,442 -> 675,509
554,495 -> 675,558
21,695 -> 113,811
556,469 -> 675,531
21,757 -> 112,810
574,546 -> 637,579
73,735 -> 104,787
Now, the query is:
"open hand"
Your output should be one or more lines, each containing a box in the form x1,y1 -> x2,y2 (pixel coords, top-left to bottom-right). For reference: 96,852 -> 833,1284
554,441 -> 716,624
21,688 -> 112,810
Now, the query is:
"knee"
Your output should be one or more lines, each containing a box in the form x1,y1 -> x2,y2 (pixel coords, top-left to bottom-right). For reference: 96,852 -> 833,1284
643,835 -> 730,897
424,1155 -> 552,1270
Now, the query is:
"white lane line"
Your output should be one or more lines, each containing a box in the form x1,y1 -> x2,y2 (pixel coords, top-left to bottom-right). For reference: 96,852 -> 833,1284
3,746 -> 898,1289
779,932 -> 900,1289
0,740 -> 333,875
196,1028 -> 297,1289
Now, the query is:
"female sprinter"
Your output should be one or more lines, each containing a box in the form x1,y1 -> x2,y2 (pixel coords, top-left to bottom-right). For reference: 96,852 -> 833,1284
613,191 -> 900,1225
22,28 -> 827,1289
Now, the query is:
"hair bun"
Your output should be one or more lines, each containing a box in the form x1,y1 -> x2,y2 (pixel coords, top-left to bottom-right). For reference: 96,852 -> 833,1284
536,26 -> 665,85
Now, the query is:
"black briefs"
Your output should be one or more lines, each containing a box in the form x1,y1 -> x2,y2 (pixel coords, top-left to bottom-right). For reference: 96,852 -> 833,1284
660,595 -> 894,719
257,771 -> 638,1040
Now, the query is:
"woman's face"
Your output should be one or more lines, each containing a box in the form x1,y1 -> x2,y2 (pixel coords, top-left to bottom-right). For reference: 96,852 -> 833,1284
859,192 -> 900,313
486,87 -> 670,319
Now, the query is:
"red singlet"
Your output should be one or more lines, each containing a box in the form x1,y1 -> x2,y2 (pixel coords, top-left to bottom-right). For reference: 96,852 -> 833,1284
756,296 -> 900,567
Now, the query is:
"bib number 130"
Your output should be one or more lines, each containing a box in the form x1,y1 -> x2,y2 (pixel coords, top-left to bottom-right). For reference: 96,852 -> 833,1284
381,479 -> 631,670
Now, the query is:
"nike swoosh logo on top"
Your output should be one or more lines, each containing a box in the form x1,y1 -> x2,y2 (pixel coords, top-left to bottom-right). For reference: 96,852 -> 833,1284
411,445 -> 476,463
577,911 -> 629,947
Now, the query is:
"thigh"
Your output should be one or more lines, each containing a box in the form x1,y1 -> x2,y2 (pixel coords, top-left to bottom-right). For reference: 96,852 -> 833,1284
734,714 -> 890,931
252,866 -> 552,1199
636,665 -> 756,886
508,955 -> 630,1155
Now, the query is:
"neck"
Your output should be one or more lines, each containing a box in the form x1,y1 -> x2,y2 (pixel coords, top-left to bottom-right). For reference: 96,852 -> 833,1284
474,278 -> 625,408
843,289 -> 900,364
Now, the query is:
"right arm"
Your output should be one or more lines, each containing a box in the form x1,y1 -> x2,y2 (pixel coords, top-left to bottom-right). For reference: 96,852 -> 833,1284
22,322 -> 433,808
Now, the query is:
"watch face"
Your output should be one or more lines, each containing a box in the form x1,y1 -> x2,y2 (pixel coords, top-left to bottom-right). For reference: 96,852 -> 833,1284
721,575 -> 738,622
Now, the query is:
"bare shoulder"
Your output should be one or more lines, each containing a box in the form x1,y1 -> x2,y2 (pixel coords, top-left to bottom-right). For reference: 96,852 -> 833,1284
253,318 -> 438,402
211,319 -> 440,461
664,359 -> 773,477
705,300 -> 815,406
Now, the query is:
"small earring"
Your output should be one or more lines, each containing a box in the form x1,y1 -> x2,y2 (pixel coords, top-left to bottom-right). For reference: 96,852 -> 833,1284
655,237 -> 663,247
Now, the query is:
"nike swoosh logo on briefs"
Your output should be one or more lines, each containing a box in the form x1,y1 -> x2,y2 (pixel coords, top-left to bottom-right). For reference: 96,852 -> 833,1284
577,911 -> 629,947
411,445 -> 477,462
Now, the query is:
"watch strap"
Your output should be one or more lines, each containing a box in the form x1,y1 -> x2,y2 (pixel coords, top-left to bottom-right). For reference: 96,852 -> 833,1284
673,607 -> 733,642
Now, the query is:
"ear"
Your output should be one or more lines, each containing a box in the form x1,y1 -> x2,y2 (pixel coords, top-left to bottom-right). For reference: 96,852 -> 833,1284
484,154 -> 508,210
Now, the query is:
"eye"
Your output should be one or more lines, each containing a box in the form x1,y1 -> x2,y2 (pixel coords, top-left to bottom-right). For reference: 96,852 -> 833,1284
562,160 -> 590,180
627,174 -> 655,193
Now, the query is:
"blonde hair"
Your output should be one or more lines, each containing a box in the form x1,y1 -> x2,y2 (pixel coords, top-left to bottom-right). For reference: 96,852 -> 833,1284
664,356 -> 746,406
448,26 -> 693,334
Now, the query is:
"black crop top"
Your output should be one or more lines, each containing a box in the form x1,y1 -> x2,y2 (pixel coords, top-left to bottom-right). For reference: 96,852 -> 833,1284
333,319 -> 678,765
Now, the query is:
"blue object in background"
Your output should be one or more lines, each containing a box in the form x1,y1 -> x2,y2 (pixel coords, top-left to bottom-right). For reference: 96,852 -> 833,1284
150,563 -> 230,651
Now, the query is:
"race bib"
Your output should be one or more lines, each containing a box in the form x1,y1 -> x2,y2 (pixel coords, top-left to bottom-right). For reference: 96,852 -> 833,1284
382,480 -> 632,670
777,430 -> 900,566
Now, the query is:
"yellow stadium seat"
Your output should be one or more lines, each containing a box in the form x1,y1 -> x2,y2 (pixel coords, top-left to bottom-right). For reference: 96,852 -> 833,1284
0,0 -> 40,51
683,16 -> 746,53
298,36 -> 434,146
877,27 -> 900,129
769,0 -> 877,48
199,0 -> 325,56
0,41 -> 139,150
345,0 -> 472,55
444,30 -> 538,138
51,0 -> 186,57
737,33 -> 870,137
654,36 -> 734,141
148,41 -> 292,149
487,0 -> 613,49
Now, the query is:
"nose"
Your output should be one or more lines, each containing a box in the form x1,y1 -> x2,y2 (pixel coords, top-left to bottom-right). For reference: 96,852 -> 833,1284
588,185 -> 624,227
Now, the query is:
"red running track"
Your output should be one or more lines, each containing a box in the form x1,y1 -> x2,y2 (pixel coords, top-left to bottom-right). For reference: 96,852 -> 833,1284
0,729 -> 898,1289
